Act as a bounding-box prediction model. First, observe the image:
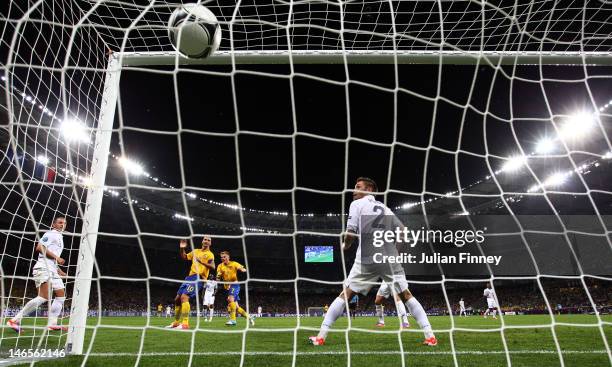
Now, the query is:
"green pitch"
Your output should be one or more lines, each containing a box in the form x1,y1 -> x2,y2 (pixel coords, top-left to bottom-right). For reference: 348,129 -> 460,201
305,251 -> 334,263
2,314 -> 611,366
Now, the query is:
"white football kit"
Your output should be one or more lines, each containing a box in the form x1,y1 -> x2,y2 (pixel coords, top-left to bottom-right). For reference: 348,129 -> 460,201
344,195 -> 408,295
203,280 -> 217,305
32,229 -> 64,290
484,288 -> 497,309
459,300 -> 465,311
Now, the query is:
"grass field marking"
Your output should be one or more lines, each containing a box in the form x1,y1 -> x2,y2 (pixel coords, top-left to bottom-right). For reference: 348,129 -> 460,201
82,350 -> 610,357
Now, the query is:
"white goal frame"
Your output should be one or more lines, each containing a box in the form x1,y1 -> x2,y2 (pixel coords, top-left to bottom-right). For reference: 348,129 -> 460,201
65,49 -> 612,355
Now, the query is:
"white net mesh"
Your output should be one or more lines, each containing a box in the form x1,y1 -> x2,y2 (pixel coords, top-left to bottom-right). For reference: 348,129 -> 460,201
1,0 -> 611,366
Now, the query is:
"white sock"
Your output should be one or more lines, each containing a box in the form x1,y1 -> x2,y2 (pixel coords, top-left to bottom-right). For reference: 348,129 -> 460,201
375,304 -> 384,324
395,300 -> 408,322
13,296 -> 47,322
209,308 -> 214,320
492,309 -> 497,317
406,297 -> 434,339
318,297 -> 345,340
47,297 -> 65,326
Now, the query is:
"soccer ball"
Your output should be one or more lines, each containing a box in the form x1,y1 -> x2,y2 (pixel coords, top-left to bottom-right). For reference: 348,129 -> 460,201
168,4 -> 221,58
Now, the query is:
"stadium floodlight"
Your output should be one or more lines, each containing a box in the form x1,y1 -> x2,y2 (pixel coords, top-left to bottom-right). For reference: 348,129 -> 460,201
118,157 -> 144,176
501,155 -> 527,173
60,118 -> 90,144
36,155 -> 50,165
543,172 -> 569,187
535,138 -> 555,154
559,111 -> 595,139
173,213 -> 194,221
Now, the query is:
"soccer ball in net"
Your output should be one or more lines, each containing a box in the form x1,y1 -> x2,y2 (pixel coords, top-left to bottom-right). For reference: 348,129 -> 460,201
167,3 -> 221,58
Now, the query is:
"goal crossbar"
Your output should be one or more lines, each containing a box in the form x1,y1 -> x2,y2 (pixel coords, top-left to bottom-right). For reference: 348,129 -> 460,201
118,50 -> 612,66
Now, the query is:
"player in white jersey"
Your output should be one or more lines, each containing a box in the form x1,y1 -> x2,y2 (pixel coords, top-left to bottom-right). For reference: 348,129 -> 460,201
309,177 -> 437,347
374,282 -> 410,328
257,306 -> 262,317
459,298 -> 467,317
483,283 -> 498,319
166,305 -> 172,318
7,217 -> 68,333
203,274 -> 217,322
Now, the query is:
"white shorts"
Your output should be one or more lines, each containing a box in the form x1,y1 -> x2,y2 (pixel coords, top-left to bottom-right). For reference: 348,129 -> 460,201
487,299 -> 497,309
32,267 -> 64,290
460,307 -> 466,312
345,263 -> 408,296
203,292 -> 215,305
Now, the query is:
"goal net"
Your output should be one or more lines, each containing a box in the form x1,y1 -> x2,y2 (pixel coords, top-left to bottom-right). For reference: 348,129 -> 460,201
1,0 -> 611,366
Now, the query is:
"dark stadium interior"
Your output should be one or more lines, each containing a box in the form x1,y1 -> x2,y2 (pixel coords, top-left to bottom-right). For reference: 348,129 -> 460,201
1,55 -> 611,316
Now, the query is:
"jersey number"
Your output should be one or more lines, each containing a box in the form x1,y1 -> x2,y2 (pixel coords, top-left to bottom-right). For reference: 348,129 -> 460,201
372,205 -> 386,229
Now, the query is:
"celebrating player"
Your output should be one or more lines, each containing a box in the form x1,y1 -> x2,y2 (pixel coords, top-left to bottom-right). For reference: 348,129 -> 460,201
166,236 -> 214,329
374,282 -> 410,328
459,298 -> 467,317
203,273 -> 217,322
483,283 -> 498,319
7,217 -> 68,333
309,177 -> 437,346
216,251 -> 254,326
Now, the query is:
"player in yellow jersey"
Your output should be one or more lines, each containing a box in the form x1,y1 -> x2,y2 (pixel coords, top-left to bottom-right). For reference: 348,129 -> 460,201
217,251 -> 254,326
166,236 -> 215,330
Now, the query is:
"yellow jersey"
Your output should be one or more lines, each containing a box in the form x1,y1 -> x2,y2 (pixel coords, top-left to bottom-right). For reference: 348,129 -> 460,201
217,261 -> 244,289
186,248 -> 214,279
157,304 -> 163,312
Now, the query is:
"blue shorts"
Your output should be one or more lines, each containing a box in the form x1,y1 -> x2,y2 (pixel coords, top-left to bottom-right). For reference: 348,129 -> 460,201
227,284 -> 240,302
177,274 -> 202,298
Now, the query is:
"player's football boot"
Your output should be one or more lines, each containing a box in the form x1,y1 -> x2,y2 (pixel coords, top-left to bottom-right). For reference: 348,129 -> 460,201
308,336 -> 325,346
179,323 -> 190,330
165,321 -> 180,328
375,322 -> 385,328
249,317 -> 255,326
6,319 -> 21,333
225,320 -> 237,326
422,337 -> 438,346
47,325 -> 68,331
401,322 -> 410,329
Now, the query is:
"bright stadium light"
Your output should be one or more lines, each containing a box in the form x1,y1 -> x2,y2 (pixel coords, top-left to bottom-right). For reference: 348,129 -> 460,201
501,155 -> 526,173
36,155 -> 50,165
173,213 -> 194,222
535,138 -> 555,154
543,172 -> 569,187
60,118 -> 90,144
118,156 -> 144,176
559,112 -> 595,139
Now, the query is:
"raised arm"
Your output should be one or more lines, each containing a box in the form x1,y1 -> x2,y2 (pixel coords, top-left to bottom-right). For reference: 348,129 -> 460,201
179,239 -> 189,260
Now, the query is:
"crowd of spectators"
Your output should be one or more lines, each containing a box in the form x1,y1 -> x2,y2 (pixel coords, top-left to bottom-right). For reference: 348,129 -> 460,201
4,278 -> 607,317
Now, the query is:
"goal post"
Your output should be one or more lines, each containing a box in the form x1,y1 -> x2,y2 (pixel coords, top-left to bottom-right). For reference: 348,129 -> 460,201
65,55 -> 120,355
118,50 -> 612,66
307,307 -> 325,317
